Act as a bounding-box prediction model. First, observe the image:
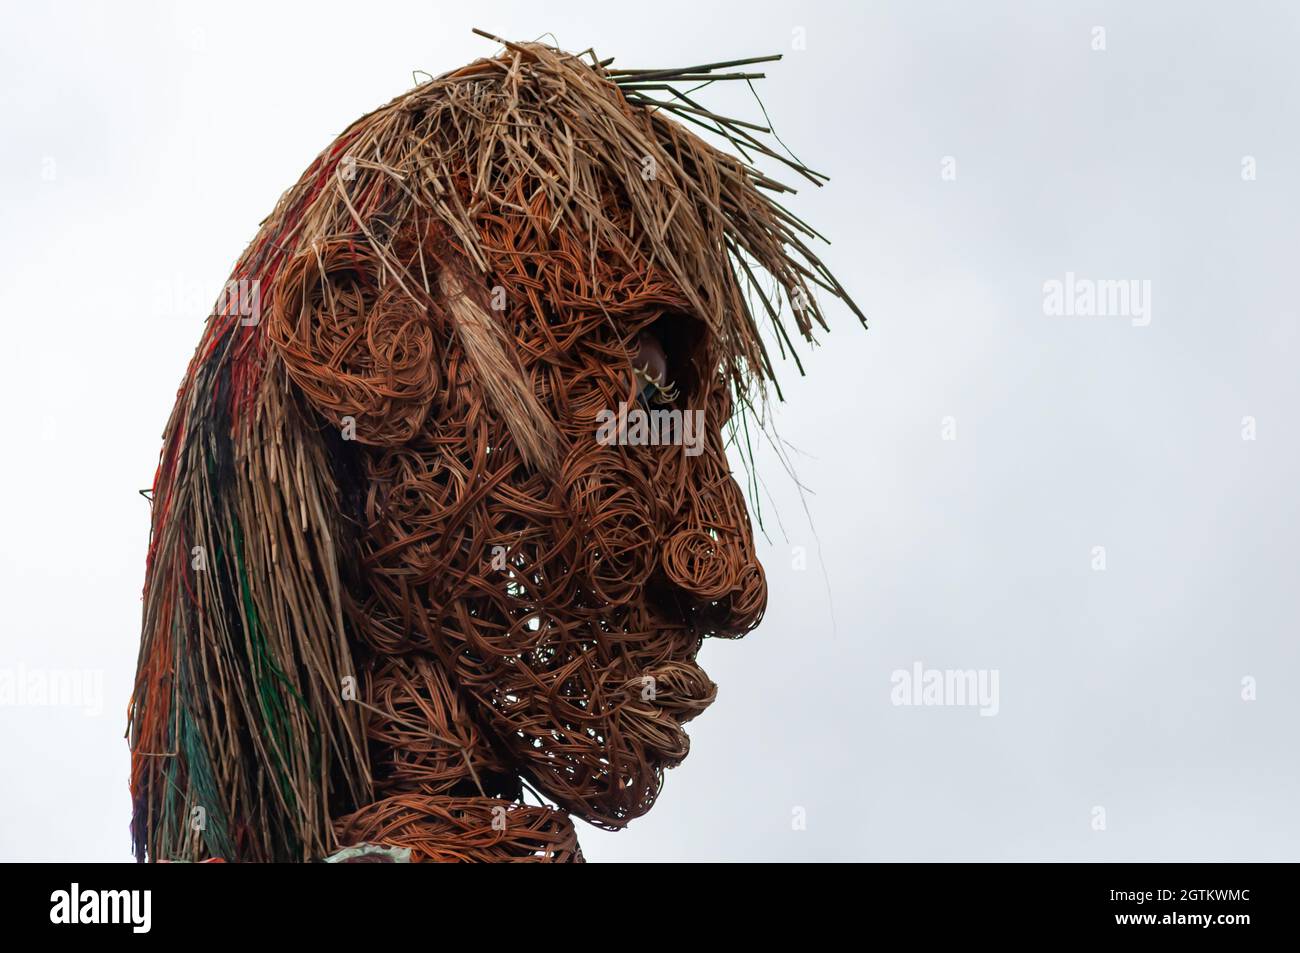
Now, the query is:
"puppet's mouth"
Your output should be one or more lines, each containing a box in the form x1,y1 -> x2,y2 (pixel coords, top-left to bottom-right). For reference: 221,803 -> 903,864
618,658 -> 718,762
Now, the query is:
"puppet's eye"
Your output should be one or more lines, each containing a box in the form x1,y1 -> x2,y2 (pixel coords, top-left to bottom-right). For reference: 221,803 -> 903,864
637,371 -> 680,407
629,311 -> 707,409
631,329 -> 680,406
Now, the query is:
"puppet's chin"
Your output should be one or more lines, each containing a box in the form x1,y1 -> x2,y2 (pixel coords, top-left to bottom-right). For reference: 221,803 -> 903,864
503,658 -> 720,826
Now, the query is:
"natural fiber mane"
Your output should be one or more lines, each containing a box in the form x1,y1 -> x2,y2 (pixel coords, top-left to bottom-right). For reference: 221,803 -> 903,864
129,34 -> 863,862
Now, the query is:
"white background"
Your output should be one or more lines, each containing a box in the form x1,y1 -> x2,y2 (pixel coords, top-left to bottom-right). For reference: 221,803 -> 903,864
2,0 -> 1298,861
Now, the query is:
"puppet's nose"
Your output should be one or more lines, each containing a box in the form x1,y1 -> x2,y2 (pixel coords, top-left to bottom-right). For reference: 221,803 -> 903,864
660,526 -> 767,638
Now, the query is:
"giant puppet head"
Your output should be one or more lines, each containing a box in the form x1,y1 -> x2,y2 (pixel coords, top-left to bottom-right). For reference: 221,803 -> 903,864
129,35 -> 862,862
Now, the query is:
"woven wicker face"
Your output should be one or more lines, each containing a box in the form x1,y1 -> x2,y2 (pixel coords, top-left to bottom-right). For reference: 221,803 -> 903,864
338,204 -> 768,827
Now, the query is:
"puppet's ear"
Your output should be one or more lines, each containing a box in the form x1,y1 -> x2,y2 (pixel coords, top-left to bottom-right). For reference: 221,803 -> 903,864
266,239 -> 441,446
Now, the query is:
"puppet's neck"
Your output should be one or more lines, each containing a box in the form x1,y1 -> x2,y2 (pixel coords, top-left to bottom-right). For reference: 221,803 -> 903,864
330,652 -> 582,861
